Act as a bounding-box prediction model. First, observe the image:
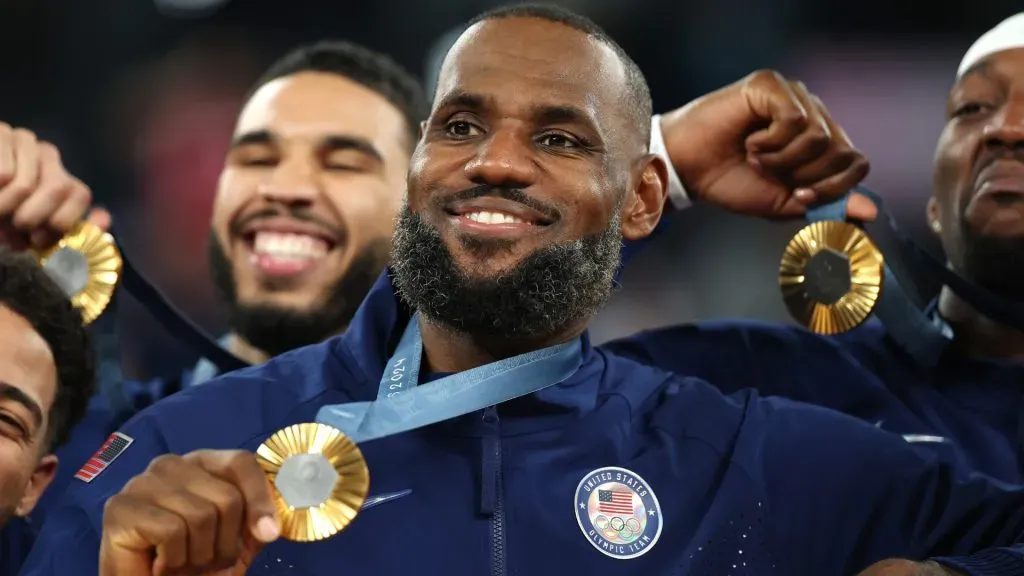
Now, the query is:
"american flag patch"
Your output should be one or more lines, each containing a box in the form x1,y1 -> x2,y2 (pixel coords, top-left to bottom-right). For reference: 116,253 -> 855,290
598,489 -> 634,515
74,432 -> 134,483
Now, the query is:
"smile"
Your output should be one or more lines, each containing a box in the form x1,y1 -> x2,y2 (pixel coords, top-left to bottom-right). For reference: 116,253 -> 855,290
239,220 -> 339,278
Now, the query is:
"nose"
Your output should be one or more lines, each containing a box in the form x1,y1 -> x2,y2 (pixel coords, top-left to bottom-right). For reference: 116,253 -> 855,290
463,128 -> 537,189
256,159 -> 319,205
982,97 -> 1024,152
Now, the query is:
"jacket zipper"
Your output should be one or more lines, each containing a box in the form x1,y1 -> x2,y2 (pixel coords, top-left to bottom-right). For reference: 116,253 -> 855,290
480,406 -> 506,576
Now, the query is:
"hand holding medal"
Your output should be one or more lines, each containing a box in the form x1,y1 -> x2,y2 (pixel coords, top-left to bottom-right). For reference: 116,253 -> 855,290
99,423 -> 368,575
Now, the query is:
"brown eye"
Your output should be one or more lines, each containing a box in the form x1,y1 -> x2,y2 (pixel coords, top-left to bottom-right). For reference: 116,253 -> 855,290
538,133 -> 578,148
445,121 -> 481,138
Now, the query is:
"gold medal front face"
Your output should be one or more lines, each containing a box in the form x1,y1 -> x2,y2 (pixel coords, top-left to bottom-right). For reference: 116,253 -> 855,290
779,221 -> 884,334
256,423 -> 370,542
32,221 -> 122,325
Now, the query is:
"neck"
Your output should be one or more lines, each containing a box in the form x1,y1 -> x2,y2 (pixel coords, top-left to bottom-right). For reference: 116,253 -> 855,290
225,333 -> 271,366
417,315 -> 586,373
938,286 -> 1024,360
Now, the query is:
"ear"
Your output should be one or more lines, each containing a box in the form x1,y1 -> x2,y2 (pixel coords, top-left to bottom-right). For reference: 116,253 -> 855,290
620,153 -> 669,242
926,196 -> 942,236
418,121 -> 428,141
14,454 -> 57,518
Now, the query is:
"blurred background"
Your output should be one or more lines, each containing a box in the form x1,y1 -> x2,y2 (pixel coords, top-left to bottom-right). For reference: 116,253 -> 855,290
0,0 -> 1015,380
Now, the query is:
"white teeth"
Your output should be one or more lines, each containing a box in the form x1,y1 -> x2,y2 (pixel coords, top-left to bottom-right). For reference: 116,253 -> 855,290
464,211 -> 526,224
252,232 -> 329,260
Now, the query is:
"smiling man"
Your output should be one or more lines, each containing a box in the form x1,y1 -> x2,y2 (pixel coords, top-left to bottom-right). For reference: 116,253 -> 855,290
22,6 -> 1024,576
206,42 -> 426,364
0,249 -> 94,575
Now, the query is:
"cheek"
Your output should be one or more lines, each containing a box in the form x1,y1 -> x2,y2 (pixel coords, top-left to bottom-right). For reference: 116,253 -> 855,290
211,170 -> 255,239
933,127 -> 977,216
0,444 -> 31,494
325,178 -> 403,242
406,145 -> 465,211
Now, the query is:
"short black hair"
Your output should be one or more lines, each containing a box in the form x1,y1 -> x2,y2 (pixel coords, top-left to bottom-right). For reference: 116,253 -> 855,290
248,40 -> 429,148
467,3 -> 653,146
0,249 -> 95,452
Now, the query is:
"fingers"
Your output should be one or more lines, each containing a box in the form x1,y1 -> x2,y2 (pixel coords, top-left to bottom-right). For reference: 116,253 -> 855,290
0,126 -> 97,248
0,128 -> 41,218
743,73 -> 871,214
742,70 -> 810,154
14,143 -> 89,246
87,206 -> 113,231
0,124 -> 15,188
189,450 -> 280,543
101,492 -> 187,576
754,81 -> 832,171
100,451 -> 274,575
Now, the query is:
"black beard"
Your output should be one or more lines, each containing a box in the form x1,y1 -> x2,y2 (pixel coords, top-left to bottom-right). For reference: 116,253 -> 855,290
390,205 -> 622,342
954,215 -> 1024,300
207,230 -> 388,358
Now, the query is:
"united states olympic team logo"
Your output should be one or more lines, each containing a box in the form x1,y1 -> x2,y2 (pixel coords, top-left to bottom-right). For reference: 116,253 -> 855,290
574,466 -> 662,559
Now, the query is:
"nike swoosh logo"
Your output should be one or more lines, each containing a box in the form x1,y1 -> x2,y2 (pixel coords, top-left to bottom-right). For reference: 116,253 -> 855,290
901,434 -> 948,444
876,421 -> 948,444
361,489 -> 413,510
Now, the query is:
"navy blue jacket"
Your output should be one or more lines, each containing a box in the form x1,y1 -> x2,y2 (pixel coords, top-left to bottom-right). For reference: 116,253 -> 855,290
602,318 -> 1024,572
20,272 -> 1024,575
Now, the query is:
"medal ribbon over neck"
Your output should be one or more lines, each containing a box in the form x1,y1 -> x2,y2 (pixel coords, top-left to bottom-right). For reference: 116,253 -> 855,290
315,312 -> 584,443
805,186 -> 1024,367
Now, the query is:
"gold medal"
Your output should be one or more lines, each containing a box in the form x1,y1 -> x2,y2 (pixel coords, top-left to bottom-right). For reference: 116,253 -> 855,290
256,423 -> 370,542
32,221 -> 122,325
778,221 -> 884,334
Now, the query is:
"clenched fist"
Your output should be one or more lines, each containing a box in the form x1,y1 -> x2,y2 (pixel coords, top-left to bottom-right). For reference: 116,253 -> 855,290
99,450 -> 281,576
661,70 -> 877,221
0,124 -> 110,249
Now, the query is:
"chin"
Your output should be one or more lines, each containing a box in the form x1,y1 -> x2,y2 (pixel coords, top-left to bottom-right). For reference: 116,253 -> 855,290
236,290 -> 318,313
449,247 -> 531,281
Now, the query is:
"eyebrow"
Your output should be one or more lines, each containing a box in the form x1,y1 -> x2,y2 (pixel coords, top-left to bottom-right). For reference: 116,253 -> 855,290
434,91 -> 600,135
532,104 -> 599,135
0,381 -> 43,431
433,90 -> 487,114
958,61 -> 992,84
230,129 -> 384,164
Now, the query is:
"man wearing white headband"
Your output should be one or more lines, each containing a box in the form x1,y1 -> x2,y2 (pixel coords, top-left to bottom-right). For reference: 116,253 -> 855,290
603,14 -> 1024,573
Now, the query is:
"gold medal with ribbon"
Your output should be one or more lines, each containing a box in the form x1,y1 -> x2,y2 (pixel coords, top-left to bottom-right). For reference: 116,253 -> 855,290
31,221 -> 122,325
256,422 -> 370,542
778,221 -> 885,334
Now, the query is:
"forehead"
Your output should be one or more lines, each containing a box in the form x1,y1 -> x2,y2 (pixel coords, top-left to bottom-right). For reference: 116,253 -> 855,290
236,71 -> 409,151
436,18 -> 627,118
956,47 -> 1024,91
0,306 -> 56,412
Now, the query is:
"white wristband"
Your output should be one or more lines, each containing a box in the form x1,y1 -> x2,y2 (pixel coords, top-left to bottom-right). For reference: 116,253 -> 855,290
650,114 -> 690,210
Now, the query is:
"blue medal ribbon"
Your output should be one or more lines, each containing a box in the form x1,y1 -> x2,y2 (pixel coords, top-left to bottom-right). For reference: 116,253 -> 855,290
315,313 -> 584,443
806,185 -> 1024,367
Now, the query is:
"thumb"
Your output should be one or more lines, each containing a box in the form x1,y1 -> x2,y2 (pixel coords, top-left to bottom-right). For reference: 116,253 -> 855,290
86,206 -> 113,231
846,192 -> 879,222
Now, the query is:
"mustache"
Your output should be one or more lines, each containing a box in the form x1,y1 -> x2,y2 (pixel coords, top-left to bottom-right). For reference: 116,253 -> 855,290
230,207 -> 346,242
970,147 -> 1024,188
437,185 -> 561,221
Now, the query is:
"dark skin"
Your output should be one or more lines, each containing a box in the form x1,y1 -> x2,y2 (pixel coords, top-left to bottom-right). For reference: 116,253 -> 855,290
97,20 -> 908,576
929,47 -> 1024,360
409,18 -> 666,372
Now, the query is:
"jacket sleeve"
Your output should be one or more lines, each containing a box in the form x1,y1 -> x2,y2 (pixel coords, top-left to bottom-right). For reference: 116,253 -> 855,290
18,411 -> 172,576
756,398 -> 1024,576
599,321 -> 882,402
933,548 -> 1024,576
